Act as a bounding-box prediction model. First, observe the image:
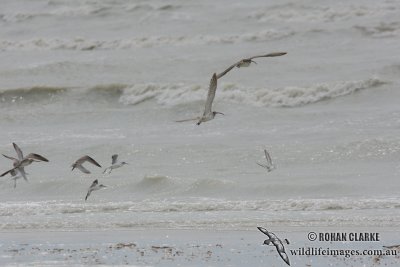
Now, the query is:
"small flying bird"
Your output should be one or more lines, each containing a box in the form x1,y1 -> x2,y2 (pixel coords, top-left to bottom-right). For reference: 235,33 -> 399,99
2,145 -> 28,187
176,52 -> 286,125
71,155 -> 102,174
103,154 -> 128,174
257,227 -> 290,266
256,149 -> 276,172
0,143 -> 48,179
85,179 -> 106,201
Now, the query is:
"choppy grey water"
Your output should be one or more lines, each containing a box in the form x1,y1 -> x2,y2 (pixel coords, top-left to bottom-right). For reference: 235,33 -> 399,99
0,0 -> 400,230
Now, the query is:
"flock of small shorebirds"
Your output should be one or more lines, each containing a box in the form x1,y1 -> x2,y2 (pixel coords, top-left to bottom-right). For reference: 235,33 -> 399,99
0,51 -> 286,201
0,143 -> 274,201
0,143 -> 128,200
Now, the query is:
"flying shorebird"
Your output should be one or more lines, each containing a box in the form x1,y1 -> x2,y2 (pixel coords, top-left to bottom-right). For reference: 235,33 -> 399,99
256,149 -> 276,172
0,143 -> 48,180
257,227 -> 290,266
176,52 -> 287,125
71,155 -> 102,174
2,143 -> 28,187
103,154 -> 128,174
85,179 -> 106,201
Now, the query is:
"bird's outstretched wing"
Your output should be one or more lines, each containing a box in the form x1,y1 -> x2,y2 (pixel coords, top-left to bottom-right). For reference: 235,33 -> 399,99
264,149 -> 272,165
276,247 -> 290,266
25,153 -> 49,162
257,227 -> 290,266
257,227 -> 273,239
247,52 -> 287,61
256,162 -> 272,172
264,231 -> 289,265
77,165 -> 91,174
216,52 -> 287,79
85,179 -> 98,201
1,167 -> 27,181
111,154 -> 118,165
91,179 -> 99,187
0,168 -> 13,177
18,167 -> 28,181
86,156 -> 101,167
13,143 -> 24,160
2,154 -> 18,162
203,73 -> 218,115
85,190 -> 91,201
78,155 -> 102,167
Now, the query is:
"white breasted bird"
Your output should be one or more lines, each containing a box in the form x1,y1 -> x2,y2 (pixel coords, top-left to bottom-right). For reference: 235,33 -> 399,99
103,154 -> 128,174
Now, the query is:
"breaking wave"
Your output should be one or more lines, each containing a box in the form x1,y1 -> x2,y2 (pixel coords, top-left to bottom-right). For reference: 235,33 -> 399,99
1,198 -> 399,216
248,3 -> 398,23
0,2 -> 182,23
0,77 -> 386,108
354,22 -> 400,38
0,30 -> 294,51
119,77 -> 387,108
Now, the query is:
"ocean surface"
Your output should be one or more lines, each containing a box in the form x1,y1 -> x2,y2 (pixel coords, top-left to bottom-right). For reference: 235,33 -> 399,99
0,0 -> 400,231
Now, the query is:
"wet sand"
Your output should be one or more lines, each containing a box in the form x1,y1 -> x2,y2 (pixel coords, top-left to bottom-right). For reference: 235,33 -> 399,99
0,228 -> 399,266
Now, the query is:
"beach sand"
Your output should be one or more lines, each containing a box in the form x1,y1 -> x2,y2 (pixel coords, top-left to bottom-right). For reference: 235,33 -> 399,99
1,228 -> 399,266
